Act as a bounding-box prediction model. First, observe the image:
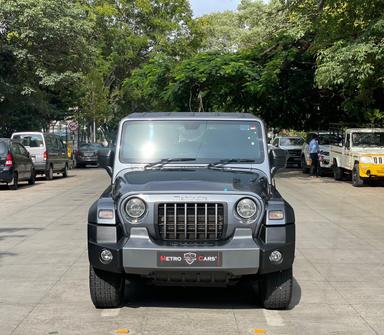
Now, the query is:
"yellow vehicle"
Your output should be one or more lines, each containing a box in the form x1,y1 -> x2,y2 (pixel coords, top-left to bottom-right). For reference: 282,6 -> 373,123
330,128 -> 384,186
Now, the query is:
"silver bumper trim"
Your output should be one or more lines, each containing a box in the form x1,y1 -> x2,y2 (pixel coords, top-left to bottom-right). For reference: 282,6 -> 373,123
122,227 -> 260,275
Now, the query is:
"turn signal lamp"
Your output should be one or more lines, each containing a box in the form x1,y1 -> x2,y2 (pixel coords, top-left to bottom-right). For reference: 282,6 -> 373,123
268,210 -> 284,220
98,209 -> 114,220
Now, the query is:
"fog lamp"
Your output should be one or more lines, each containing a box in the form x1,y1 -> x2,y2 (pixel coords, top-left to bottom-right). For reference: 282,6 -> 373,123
269,250 -> 283,264
100,249 -> 113,264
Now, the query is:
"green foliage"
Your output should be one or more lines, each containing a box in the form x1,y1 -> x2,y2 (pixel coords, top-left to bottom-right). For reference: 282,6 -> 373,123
0,0 -> 93,135
1,0 -> 384,136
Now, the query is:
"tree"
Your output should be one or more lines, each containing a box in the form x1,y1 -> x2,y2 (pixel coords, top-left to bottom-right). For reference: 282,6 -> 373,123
0,0 -> 93,135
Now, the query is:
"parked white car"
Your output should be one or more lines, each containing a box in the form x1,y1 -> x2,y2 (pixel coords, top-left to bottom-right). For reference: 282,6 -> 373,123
301,131 -> 340,175
271,136 -> 304,167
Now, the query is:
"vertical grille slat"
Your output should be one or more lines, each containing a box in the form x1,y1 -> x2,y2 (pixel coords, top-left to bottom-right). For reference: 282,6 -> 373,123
215,204 -> 218,240
194,204 -> 198,240
158,203 -> 225,241
204,204 -> 208,239
372,156 -> 384,165
174,204 -> 177,239
163,204 -> 167,238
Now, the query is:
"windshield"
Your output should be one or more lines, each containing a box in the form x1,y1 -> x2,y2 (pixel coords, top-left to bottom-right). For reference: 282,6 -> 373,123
352,132 -> 384,147
318,134 -> 341,145
0,141 -> 8,155
119,120 -> 265,164
12,134 -> 44,148
280,137 -> 304,146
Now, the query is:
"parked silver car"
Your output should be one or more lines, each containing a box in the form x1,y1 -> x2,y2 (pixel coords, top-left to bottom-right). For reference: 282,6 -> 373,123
11,132 -> 69,179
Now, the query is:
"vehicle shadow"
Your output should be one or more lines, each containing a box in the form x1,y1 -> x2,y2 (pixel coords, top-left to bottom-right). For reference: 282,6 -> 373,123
123,277 -> 301,310
0,182 -> 42,191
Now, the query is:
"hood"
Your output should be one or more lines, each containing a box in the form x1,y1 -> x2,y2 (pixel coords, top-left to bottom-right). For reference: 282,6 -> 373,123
280,145 -> 302,151
351,148 -> 384,155
113,168 -> 269,200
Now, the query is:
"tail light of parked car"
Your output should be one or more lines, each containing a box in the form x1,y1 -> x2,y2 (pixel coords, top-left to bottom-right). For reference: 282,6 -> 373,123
5,152 -> 13,167
44,151 -> 48,161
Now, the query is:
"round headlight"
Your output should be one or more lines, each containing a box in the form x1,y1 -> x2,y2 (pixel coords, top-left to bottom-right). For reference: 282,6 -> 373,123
125,197 -> 146,219
236,198 -> 257,219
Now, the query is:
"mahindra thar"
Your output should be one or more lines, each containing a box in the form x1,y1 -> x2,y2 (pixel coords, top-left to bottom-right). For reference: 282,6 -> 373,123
88,112 -> 295,309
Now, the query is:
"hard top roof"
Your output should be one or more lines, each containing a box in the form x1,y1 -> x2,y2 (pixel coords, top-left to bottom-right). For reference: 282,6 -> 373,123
346,128 -> 384,132
124,112 -> 261,121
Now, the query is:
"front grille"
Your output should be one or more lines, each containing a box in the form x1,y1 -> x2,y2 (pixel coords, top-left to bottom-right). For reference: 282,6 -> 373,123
158,203 -> 225,241
373,157 -> 384,164
288,149 -> 301,156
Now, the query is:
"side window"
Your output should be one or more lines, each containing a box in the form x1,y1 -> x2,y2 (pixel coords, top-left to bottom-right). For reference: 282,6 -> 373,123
18,144 -> 28,156
11,143 -> 20,155
345,134 -> 351,149
57,138 -> 64,151
46,136 -> 57,150
273,138 -> 279,147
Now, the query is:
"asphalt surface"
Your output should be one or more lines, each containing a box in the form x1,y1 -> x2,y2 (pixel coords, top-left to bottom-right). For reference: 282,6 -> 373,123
1,168 -> 384,335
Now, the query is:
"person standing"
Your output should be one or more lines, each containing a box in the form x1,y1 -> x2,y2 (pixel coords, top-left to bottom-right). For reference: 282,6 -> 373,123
309,134 -> 320,177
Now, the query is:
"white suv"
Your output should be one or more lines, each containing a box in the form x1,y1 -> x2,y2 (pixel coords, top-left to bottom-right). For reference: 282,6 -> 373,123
301,132 -> 341,175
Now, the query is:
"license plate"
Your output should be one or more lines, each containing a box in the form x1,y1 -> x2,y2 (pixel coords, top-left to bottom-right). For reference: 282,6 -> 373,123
157,251 -> 222,267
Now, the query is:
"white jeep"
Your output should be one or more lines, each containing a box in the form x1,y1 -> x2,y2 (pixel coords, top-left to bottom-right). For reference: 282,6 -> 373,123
330,128 -> 384,186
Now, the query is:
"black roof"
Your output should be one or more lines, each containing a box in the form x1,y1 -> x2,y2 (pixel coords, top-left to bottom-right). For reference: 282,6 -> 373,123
125,112 -> 259,120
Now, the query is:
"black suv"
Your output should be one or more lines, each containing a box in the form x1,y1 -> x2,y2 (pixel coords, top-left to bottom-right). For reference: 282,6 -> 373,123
88,113 -> 295,310
0,138 -> 35,190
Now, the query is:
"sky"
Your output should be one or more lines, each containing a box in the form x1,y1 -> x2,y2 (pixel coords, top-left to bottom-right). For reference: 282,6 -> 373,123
189,0 -> 242,17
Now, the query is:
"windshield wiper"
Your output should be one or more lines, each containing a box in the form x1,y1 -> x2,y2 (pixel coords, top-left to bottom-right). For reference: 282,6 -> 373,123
144,158 -> 196,170
208,159 -> 255,169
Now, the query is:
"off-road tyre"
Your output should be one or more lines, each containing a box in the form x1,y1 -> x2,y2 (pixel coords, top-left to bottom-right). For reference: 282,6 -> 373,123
46,165 -> 53,180
9,172 -> 18,190
259,268 -> 293,310
28,169 -> 35,185
62,163 -> 68,178
352,163 -> 365,187
301,156 -> 309,174
89,266 -> 125,308
333,161 -> 344,181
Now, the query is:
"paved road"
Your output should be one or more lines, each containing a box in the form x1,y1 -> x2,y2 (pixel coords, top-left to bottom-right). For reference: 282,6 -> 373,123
1,168 -> 384,335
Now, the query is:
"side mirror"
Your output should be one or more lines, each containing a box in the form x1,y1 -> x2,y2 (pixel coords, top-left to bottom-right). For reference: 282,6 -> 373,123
98,149 -> 115,177
269,148 -> 287,178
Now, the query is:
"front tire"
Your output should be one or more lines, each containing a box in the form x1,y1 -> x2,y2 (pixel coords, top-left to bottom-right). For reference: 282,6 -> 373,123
62,164 -> 68,178
9,172 -> 18,190
28,169 -> 36,185
89,266 -> 125,308
259,268 -> 293,310
333,161 -> 344,181
301,156 -> 309,174
352,163 -> 365,187
46,165 -> 53,180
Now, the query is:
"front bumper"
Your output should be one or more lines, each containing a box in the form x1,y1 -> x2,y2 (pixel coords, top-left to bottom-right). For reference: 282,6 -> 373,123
287,155 -> 301,165
34,162 -> 47,174
77,157 -> 98,164
359,164 -> 384,178
88,225 -> 295,277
